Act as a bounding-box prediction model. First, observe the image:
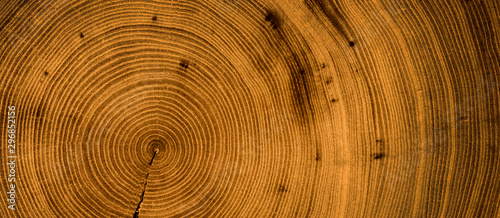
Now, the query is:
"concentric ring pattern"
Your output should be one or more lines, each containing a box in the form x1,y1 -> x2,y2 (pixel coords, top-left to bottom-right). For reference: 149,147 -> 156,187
1,0 -> 499,217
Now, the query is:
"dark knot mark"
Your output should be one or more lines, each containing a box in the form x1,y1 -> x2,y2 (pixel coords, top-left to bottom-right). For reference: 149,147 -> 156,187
349,41 -> 355,47
265,10 -> 281,29
79,33 -> 84,38
331,98 -> 337,103
290,68 -> 314,123
179,62 -> 189,69
133,150 -> 158,217
315,153 -> 321,161
376,139 -> 383,143
44,71 -> 49,76
325,77 -> 332,85
304,0 -> 353,44
152,16 -> 157,21
278,184 -> 287,192
373,153 -> 385,160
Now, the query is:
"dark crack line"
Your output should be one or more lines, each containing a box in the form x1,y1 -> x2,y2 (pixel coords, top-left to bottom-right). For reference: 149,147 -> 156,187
149,150 -> 157,165
133,182 -> 147,218
133,150 -> 157,218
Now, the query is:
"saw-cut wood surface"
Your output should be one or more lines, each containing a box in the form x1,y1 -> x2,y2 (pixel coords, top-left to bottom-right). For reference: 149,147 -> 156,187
1,0 -> 499,217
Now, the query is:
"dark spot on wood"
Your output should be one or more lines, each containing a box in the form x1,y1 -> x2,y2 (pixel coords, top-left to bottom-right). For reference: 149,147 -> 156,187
321,63 -> 326,68
304,0 -> 353,42
265,10 -> 281,29
278,184 -> 287,192
279,31 -> 314,125
325,78 -> 332,85
315,153 -> 321,161
180,62 -> 188,69
152,16 -> 157,21
290,68 -> 313,124
79,33 -> 84,38
376,139 -> 383,143
44,71 -> 49,76
349,41 -> 355,47
373,153 -> 385,160
331,98 -> 337,103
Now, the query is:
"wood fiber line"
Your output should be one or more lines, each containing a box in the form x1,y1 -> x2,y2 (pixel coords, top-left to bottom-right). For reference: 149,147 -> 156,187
0,0 -> 499,217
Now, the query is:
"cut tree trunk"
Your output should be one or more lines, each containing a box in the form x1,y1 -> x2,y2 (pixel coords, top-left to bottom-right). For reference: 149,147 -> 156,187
1,0 -> 499,217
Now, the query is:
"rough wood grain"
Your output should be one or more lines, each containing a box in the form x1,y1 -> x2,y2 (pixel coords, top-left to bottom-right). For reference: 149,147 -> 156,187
1,0 -> 499,217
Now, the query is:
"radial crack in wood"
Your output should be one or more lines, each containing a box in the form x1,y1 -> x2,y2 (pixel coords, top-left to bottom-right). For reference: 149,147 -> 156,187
0,0 -> 499,217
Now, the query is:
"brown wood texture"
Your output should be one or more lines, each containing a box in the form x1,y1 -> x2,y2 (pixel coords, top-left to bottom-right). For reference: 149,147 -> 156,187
1,0 -> 499,217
